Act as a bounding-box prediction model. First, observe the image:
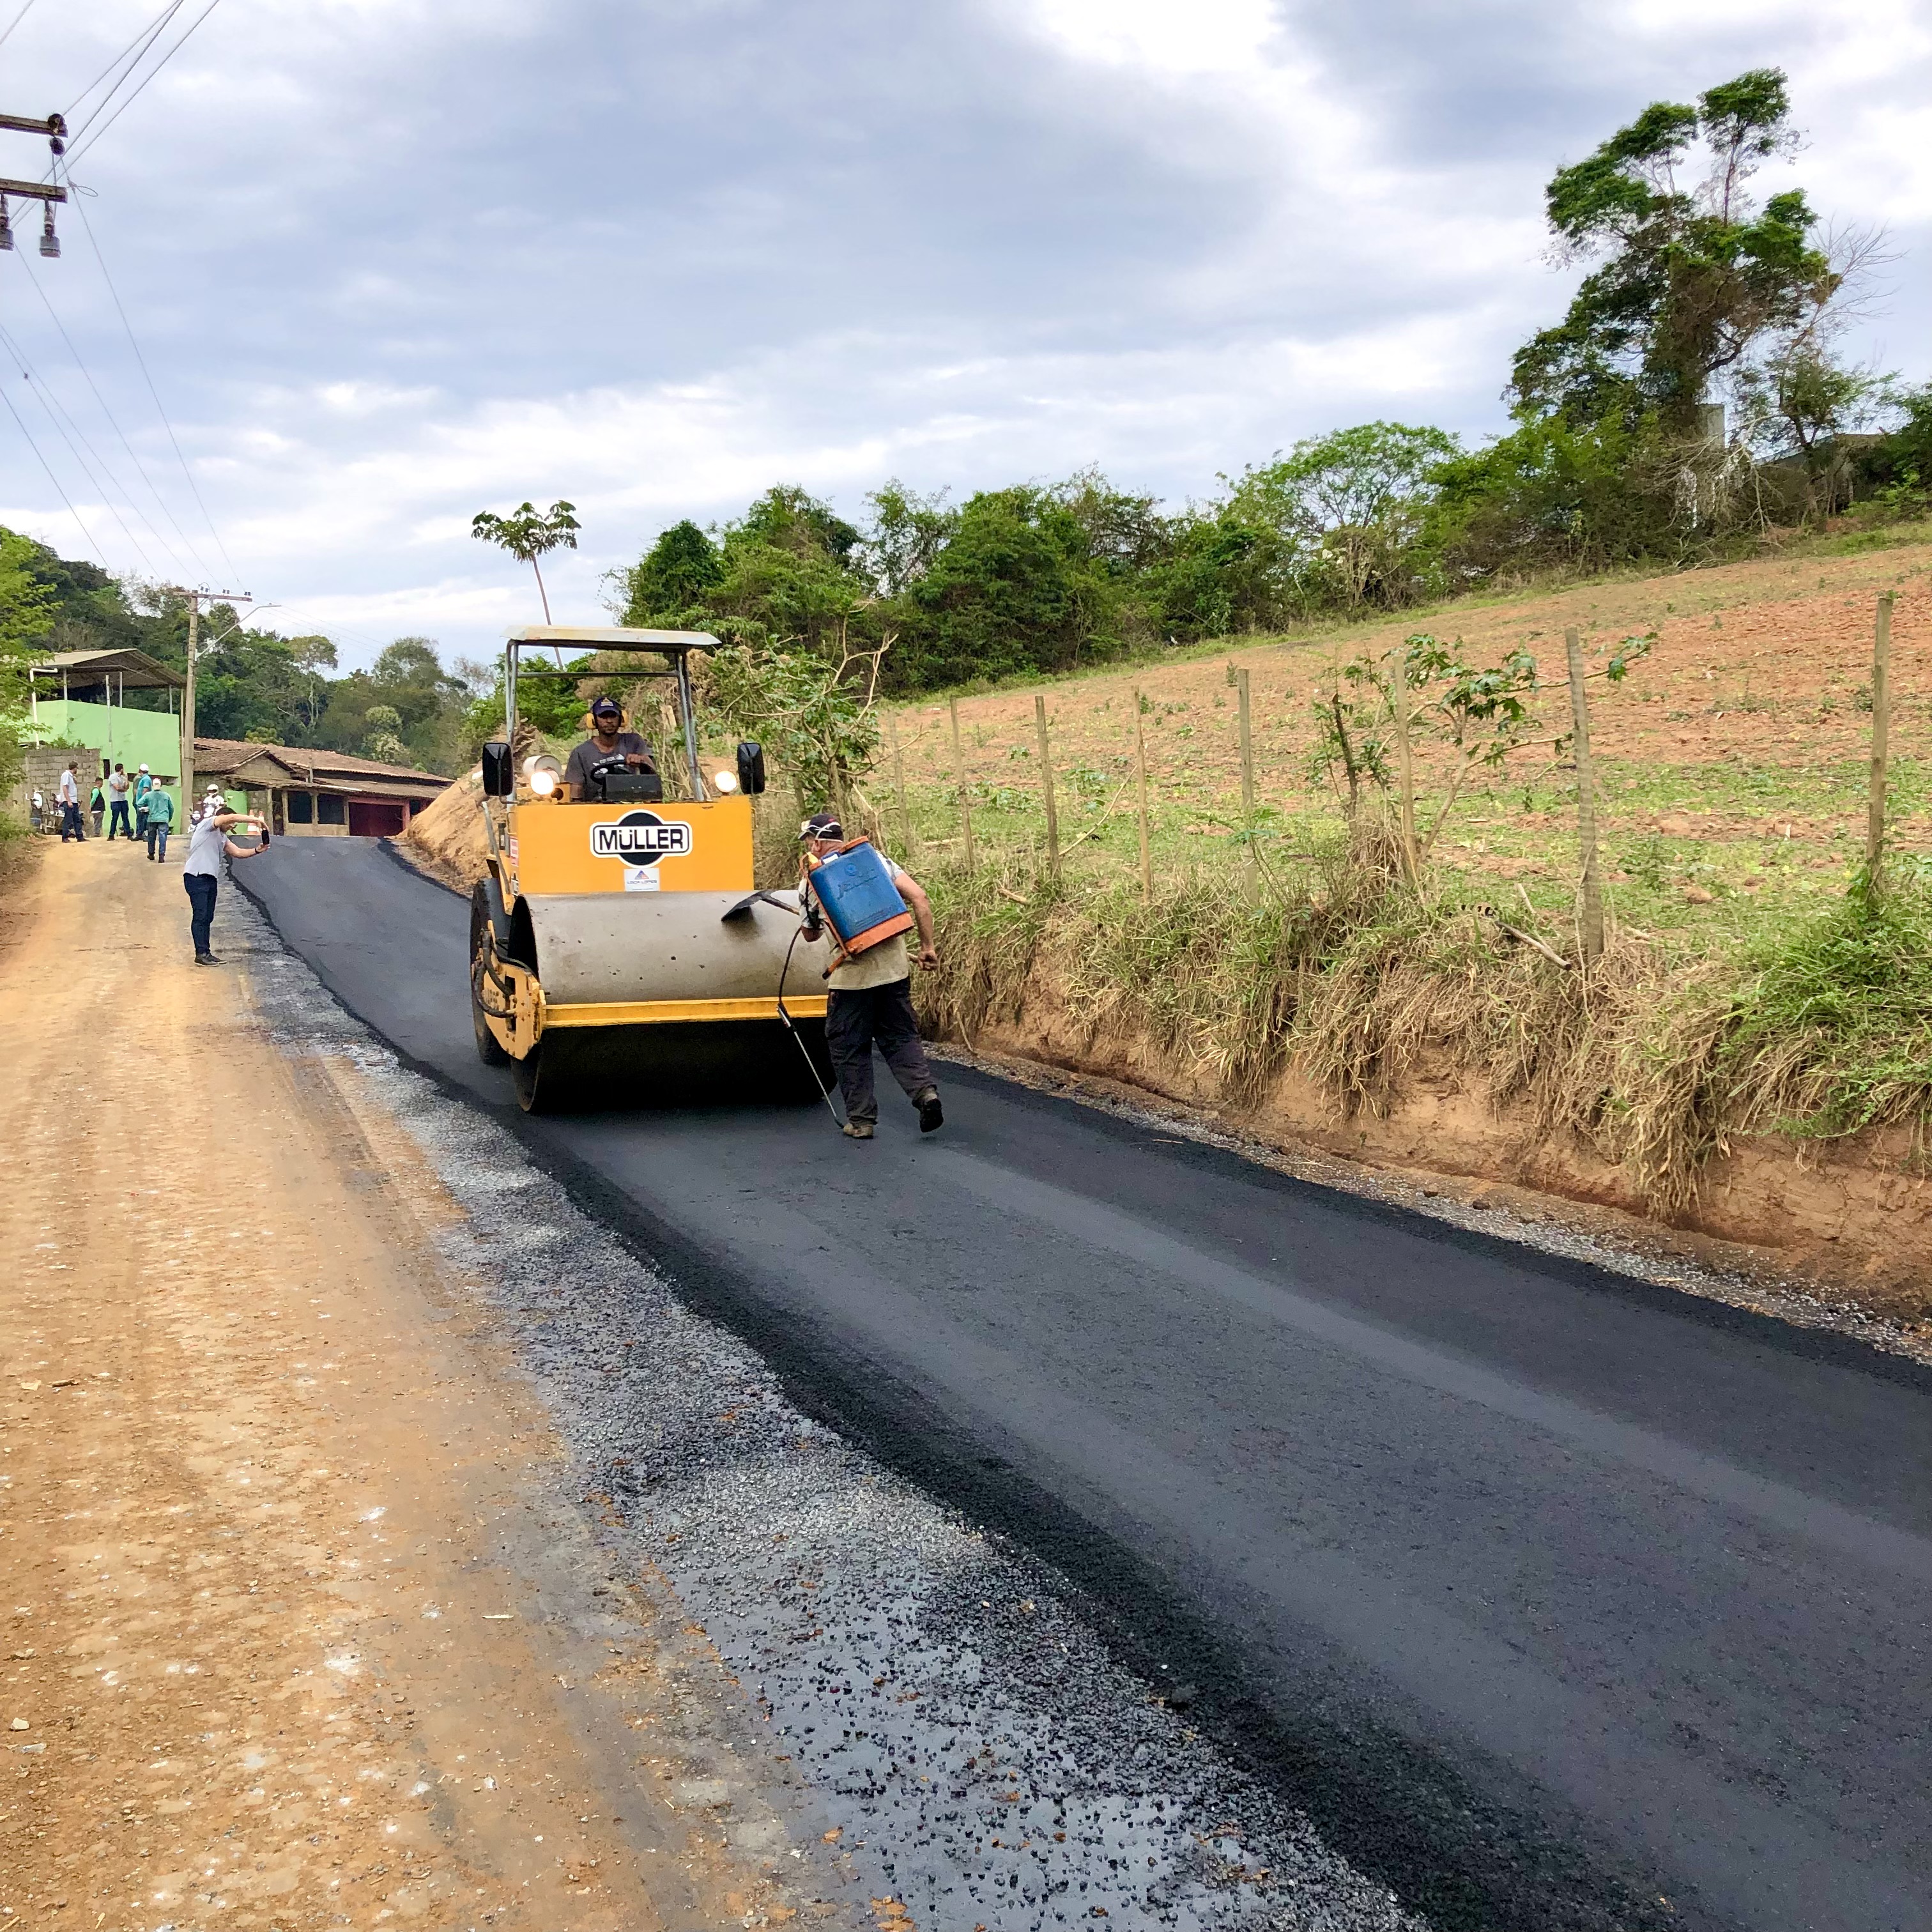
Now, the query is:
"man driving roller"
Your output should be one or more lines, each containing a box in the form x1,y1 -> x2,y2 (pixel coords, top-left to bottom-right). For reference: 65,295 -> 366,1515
564,695 -> 657,801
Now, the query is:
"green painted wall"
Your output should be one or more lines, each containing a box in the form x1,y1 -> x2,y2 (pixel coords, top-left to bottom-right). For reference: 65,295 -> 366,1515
27,700 -> 185,820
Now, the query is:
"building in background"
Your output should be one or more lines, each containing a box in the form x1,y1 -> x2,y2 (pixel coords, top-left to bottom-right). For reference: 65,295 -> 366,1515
192,739 -> 450,836
22,647 -> 187,822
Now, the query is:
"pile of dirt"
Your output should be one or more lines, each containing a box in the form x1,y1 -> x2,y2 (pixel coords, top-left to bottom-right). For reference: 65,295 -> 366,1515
400,764 -> 489,891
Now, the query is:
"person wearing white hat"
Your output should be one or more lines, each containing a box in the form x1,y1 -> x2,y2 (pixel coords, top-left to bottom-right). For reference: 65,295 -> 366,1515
144,777 -> 174,861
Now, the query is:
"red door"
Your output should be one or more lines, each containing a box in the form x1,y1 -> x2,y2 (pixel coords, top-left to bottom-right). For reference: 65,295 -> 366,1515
346,798 -> 408,838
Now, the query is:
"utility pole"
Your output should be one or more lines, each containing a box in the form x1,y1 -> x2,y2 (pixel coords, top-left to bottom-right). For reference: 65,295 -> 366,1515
162,586 -> 254,819
0,113 -> 68,257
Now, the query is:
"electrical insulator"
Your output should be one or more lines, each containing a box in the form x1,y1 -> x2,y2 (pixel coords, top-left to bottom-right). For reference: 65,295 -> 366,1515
0,201 -> 12,254
38,208 -> 57,258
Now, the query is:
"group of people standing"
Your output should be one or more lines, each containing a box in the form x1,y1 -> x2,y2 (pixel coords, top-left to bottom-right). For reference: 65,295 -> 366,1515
38,758 -> 267,965
46,760 -> 177,858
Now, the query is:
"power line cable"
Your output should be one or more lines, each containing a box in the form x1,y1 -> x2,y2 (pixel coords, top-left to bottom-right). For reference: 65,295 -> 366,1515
0,378 -> 106,565
62,1 -> 187,128
0,0 -> 40,54
0,318 -> 165,572
63,0 -> 221,169
65,182 -> 241,583
13,245 -> 213,576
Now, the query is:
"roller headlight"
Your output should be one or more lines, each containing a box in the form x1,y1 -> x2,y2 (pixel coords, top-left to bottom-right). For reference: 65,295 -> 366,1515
712,768 -> 740,793
522,753 -> 564,799
530,767 -> 559,797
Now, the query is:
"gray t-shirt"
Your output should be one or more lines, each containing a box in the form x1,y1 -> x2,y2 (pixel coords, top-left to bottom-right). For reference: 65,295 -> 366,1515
182,812 -> 231,878
565,733 -> 656,796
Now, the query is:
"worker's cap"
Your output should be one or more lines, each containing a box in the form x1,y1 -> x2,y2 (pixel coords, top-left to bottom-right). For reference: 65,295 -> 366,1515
138,763 -> 149,772
799,811 -> 843,842
589,696 -> 623,718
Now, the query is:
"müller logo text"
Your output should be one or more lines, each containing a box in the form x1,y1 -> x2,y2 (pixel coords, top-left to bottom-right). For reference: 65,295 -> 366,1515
590,810 -> 693,862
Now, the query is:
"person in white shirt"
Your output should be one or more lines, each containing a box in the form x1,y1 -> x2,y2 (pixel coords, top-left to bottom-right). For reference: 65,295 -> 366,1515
57,762 -> 83,841
797,811 -> 943,1141
105,763 -> 133,841
181,799 -> 268,965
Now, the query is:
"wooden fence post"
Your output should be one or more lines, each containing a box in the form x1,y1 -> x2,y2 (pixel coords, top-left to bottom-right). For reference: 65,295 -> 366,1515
1563,625 -> 1604,963
1866,591 -> 1894,902
1133,690 -> 1153,903
947,695 -> 976,873
887,710 -> 913,861
1388,644 -> 1419,887
1236,666 -> 1257,891
1034,691 -> 1060,881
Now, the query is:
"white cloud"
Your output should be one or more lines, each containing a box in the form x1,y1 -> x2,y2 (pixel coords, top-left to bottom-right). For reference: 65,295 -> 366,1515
0,0 -> 1920,663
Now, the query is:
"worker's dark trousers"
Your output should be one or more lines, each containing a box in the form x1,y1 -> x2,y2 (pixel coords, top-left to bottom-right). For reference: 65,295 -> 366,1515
108,800 -> 132,839
183,873 -> 218,958
59,802 -> 82,841
825,979 -> 935,1124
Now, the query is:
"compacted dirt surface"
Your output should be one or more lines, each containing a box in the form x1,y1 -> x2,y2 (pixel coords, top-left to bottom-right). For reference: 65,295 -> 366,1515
0,843 -> 859,1931
234,835 -> 1932,1932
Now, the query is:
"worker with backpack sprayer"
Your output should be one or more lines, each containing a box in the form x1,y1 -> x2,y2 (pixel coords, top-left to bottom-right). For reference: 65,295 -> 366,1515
797,811 -> 944,1141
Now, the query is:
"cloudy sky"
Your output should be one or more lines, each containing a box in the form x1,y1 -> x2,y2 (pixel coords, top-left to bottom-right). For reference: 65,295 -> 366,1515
0,0 -> 1926,666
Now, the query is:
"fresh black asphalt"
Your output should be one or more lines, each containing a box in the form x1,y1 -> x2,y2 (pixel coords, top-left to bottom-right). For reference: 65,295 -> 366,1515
238,837 -> 1932,1932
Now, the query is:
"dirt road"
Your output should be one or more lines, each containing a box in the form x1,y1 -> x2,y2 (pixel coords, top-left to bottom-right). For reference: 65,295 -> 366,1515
0,842 -> 852,1929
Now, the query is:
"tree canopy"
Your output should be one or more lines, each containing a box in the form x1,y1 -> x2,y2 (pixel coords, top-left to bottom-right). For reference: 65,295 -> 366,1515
1511,68 -> 1835,433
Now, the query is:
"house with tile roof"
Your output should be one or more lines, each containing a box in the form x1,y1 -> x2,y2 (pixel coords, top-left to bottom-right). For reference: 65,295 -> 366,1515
193,739 -> 452,838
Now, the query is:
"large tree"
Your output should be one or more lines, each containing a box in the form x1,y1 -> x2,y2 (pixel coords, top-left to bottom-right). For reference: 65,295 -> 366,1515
1510,69 -> 1836,434
1225,422 -> 1460,610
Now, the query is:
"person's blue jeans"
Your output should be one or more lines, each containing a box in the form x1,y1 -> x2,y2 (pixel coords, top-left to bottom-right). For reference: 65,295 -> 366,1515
148,820 -> 169,861
108,799 -> 132,839
184,871 -> 218,957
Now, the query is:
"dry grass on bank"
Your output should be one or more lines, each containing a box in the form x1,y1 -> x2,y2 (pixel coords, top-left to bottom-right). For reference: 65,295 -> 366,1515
921,819 -> 1932,1214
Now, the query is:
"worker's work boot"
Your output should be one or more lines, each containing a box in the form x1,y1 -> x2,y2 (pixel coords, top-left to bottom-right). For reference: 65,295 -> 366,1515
914,1087 -> 944,1134
842,1119 -> 875,1140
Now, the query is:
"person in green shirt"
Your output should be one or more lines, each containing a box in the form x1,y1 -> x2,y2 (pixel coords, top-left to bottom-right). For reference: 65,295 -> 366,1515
144,784 -> 176,862
134,767 -> 154,841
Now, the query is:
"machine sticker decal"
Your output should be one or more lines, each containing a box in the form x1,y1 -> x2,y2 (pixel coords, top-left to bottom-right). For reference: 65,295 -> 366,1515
591,811 -> 693,863
622,864 -> 661,893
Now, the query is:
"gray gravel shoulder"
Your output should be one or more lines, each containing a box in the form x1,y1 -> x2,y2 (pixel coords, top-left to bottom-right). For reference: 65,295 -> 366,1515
229,889 -> 1423,1932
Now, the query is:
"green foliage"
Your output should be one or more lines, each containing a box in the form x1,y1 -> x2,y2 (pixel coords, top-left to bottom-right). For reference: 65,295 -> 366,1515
1226,422 -> 1462,611
703,641 -> 882,813
471,500 -> 579,567
1429,408 -> 1676,578
889,484 -> 1126,688
1719,880 -> 1932,1139
863,481 -> 957,595
618,519 -> 721,624
1512,68 -> 1834,432
194,620 -> 339,744
0,529 -> 57,797
471,500 -> 579,622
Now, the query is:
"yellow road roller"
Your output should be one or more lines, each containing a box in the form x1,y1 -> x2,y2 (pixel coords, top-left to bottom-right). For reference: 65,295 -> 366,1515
469,626 -> 833,1112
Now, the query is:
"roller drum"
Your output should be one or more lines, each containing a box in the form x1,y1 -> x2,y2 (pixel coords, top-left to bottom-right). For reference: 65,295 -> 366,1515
521,889 -> 829,1006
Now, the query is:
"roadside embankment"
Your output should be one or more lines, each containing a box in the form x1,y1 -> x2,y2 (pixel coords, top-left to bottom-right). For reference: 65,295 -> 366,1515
921,859 -> 1932,1331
